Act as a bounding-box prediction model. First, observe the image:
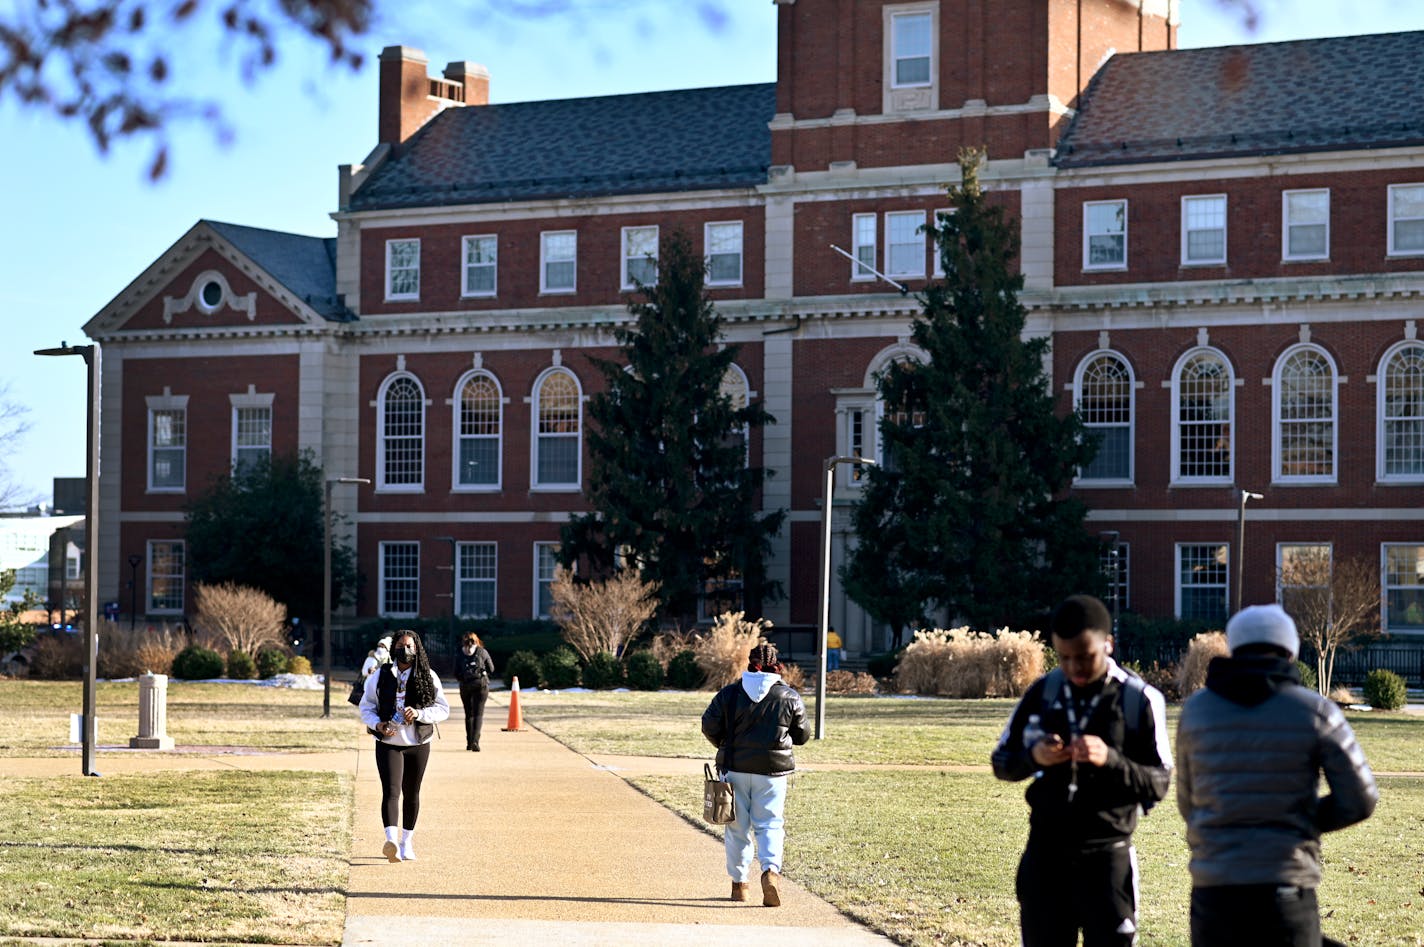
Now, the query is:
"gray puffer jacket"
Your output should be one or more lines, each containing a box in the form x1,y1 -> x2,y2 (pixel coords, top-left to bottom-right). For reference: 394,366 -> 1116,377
1176,655 -> 1378,888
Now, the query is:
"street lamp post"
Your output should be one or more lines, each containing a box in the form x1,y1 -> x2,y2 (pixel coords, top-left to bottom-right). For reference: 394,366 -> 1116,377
816,454 -> 876,740
323,476 -> 370,717
34,341 -> 100,777
127,554 -> 142,631
1234,489 -> 1264,616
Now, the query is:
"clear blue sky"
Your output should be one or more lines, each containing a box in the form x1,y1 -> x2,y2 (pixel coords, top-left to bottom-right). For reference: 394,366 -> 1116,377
4,0 -> 1423,508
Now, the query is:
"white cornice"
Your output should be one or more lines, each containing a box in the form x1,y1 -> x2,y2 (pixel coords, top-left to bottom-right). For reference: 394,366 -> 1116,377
1056,145 -> 1424,187
768,94 -> 1072,133
1035,273 -> 1424,315
332,186 -> 764,228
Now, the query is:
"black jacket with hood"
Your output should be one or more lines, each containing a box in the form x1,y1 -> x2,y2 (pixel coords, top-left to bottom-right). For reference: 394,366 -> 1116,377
702,671 -> 810,777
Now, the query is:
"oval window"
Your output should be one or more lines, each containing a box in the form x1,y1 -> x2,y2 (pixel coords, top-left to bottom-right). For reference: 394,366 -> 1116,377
200,280 -> 223,310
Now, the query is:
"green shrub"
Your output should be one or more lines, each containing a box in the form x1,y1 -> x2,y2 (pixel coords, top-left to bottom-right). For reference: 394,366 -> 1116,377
504,650 -> 543,690
581,651 -> 624,689
288,655 -> 313,676
866,650 -> 902,679
625,650 -> 665,691
226,650 -> 256,680
255,647 -> 290,678
172,645 -> 226,680
1115,613 -> 1217,666
1295,660 -> 1318,692
1363,669 -> 1407,710
666,649 -> 702,689
540,646 -> 581,689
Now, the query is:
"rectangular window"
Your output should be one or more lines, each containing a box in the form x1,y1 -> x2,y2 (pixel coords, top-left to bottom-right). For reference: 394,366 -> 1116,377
886,210 -> 926,278
232,405 -> 271,476
1182,195 -> 1227,265
462,235 -> 498,297
1384,545 -> 1424,632
380,541 -> 420,617
1388,184 -> 1424,256
149,408 -> 186,491
534,542 -> 559,619
891,11 -> 932,87
541,231 -> 577,293
147,540 -> 185,613
1177,543 -> 1229,624
931,207 -> 951,278
456,542 -> 497,618
65,552 -> 81,581
1084,200 -> 1127,269
852,213 -> 877,280
385,238 -> 420,300
1101,542 -> 1129,619
848,408 -> 867,483
622,226 -> 659,289
705,221 -> 743,286
1283,189 -> 1329,260
1278,543 -> 1331,621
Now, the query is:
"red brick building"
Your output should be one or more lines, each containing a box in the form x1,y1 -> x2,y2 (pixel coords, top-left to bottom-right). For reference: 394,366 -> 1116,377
84,0 -> 1424,659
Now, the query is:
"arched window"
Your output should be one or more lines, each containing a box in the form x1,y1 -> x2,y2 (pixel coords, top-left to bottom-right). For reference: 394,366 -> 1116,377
1380,342 -> 1424,481
454,371 -> 502,489
720,364 -> 751,467
533,369 -> 581,488
1075,351 -> 1133,483
1172,349 -> 1233,483
1273,345 -> 1336,482
378,374 -> 424,490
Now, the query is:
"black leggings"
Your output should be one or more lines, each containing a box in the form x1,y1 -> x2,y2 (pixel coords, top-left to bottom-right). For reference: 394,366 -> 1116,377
374,740 -> 431,829
460,681 -> 489,748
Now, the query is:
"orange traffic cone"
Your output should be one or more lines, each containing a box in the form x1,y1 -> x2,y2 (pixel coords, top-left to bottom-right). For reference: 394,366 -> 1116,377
501,675 -> 525,731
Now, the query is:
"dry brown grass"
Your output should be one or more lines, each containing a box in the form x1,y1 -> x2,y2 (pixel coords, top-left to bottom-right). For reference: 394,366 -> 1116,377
894,627 -> 1044,698
650,627 -> 699,669
1177,631 -> 1229,697
550,567 -> 658,662
693,611 -> 772,690
96,621 -> 186,678
192,582 -> 285,656
827,669 -> 880,694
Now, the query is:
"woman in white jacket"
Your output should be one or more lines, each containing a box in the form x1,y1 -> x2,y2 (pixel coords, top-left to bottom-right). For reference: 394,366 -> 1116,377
358,629 -> 450,862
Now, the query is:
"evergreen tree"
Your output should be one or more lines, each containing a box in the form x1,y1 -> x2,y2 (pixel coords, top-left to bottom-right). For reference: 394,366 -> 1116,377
560,230 -> 784,624
185,451 -> 356,625
842,150 -> 1102,635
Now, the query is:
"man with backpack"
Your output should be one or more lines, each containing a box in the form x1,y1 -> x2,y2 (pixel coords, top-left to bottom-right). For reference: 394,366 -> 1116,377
992,594 -> 1172,946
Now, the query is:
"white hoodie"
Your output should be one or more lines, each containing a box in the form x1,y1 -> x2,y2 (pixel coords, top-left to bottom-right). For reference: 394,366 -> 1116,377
741,670 -> 782,703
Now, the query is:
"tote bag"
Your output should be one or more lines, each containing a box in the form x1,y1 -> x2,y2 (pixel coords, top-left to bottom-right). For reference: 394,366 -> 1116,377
702,763 -> 735,824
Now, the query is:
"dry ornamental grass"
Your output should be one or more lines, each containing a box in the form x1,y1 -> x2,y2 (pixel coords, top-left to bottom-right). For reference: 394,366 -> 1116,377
1177,631 -> 1229,697
893,627 -> 1045,697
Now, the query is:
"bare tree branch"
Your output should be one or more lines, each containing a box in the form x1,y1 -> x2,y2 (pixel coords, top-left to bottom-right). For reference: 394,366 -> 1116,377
1280,554 -> 1381,695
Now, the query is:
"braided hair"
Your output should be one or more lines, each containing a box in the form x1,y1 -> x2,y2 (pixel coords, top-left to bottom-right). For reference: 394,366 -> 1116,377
747,642 -> 783,674
392,630 -> 437,708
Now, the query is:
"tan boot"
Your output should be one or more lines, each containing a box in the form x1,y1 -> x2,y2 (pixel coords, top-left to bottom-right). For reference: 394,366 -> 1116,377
761,869 -> 781,907
730,882 -> 750,902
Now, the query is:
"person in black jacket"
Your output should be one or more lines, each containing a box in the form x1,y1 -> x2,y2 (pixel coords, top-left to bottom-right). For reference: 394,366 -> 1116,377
701,642 -> 810,907
992,595 -> 1172,946
455,631 -> 496,751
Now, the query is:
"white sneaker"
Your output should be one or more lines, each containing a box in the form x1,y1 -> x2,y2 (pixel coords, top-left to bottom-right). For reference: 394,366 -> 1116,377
399,839 -> 416,861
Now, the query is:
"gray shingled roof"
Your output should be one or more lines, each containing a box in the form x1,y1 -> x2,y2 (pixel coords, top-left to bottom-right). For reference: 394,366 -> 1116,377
204,220 -> 350,320
1055,31 -> 1424,168
349,83 -> 776,211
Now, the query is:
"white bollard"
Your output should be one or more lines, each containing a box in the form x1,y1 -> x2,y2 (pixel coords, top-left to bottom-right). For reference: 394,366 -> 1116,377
130,673 -> 175,750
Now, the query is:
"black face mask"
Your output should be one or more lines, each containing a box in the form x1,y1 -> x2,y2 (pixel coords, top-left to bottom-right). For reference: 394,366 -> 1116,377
396,647 -> 416,664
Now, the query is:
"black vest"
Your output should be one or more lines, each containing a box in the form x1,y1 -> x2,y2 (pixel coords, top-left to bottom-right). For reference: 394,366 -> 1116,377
375,665 -> 435,742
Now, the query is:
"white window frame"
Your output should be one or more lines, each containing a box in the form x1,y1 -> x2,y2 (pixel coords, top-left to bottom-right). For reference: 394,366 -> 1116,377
721,363 -> 752,469
147,539 -> 185,614
1387,183 -> 1424,257
1101,542 -> 1129,618
461,234 -> 498,298
378,541 -> 420,618
376,372 -> 426,493
1272,344 -> 1338,484
1175,543 -> 1230,623
1181,194 -> 1227,266
931,207 -> 951,278
1083,199 -> 1128,270
851,213 -> 877,281
531,367 -> 582,491
451,369 -> 503,492
885,209 -> 926,279
1170,347 -> 1235,485
883,2 -> 938,114
229,391 -> 274,476
705,221 -> 744,287
385,238 -> 420,301
146,392 -> 189,493
534,542 -> 560,620
456,541 -> 498,618
1282,189 -> 1329,262
1073,350 -> 1135,486
621,225 -> 659,290
1377,341 -> 1424,483
1383,543 -> 1424,634
540,230 -> 577,294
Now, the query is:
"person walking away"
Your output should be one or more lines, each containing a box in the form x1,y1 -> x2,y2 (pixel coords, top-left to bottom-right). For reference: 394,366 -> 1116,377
358,629 -> 450,862
455,631 -> 495,751
701,642 -> 810,907
360,635 -> 392,682
991,594 -> 1172,946
1176,604 -> 1377,947
825,626 -> 843,671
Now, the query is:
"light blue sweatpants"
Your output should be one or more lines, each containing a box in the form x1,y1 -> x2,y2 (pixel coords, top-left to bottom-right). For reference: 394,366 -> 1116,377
723,769 -> 788,881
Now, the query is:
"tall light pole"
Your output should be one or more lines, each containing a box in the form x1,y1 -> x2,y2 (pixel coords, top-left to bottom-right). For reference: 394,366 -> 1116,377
323,476 -> 370,717
816,454 -> 876,740
1234,489 -> 1264,616
34,342 -> 100,777
1099,530 -> 1121,635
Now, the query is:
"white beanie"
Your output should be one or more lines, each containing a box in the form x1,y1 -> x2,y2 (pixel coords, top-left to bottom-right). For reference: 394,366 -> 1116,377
377,635 -> 393,650
1225,604 -> 1299,660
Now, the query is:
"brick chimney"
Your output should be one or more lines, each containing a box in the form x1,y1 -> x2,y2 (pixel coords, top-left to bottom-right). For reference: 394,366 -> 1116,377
378,46 -> 491,146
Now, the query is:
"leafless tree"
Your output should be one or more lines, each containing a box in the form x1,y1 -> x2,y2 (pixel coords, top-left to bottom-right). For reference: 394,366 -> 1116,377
0,385 -> 36,511
192,580 -> 286,656
1279,553 -> 1380,695
549,567 -> 657,663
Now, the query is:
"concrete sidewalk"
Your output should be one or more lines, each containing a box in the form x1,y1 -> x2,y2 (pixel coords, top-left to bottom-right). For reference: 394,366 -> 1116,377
343,694 -> 893,946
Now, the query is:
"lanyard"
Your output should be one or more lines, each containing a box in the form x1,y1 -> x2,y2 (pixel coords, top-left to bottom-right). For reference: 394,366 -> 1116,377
1061,679 -> 1102,803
